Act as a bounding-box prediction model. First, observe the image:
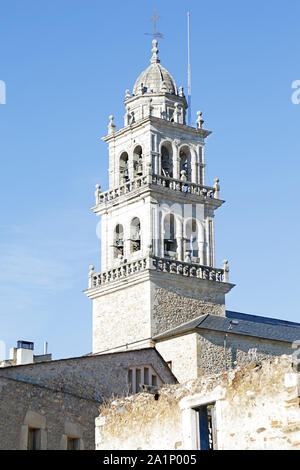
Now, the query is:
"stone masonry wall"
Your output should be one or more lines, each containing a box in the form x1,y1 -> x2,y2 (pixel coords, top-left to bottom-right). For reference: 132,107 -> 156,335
0,349 -> 176,403
151,278 -> 225,336
0,376 -> 99,450
197,331 -> 295,377
96,356 -> 300,450
155,333 -> 199,383
93,281 -> 151,353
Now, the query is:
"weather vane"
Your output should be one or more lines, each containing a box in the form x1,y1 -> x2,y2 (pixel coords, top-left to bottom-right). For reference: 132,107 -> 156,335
145,9 -> 163,39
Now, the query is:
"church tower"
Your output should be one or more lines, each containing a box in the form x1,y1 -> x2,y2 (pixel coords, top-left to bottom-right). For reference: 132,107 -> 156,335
85,40 -> 234,354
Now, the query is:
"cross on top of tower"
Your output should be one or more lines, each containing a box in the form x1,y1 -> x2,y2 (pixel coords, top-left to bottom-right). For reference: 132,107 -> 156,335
145,9 -> 163,39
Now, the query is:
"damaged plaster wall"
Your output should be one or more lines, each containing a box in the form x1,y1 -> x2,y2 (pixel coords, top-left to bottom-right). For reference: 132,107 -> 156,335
96,355 -> 300,450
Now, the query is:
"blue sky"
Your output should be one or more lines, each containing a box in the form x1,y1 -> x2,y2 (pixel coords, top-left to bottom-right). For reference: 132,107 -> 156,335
0,0 -> 299,360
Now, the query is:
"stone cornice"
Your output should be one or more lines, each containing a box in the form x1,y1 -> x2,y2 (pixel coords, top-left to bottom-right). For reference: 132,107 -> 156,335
102,116 -> 211,143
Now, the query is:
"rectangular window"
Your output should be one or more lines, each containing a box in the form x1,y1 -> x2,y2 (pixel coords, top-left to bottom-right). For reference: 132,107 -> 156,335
27,427 -> 40,450
195,404 -> 217,450
135,368 -> 141,392
144,367 -> 149,385
151,375 -> 157,386
128,368 -> 133,394
67,437 -> 80,450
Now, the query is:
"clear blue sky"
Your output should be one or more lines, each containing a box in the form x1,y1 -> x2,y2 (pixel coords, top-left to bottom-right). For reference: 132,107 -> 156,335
0,0 -> 299,360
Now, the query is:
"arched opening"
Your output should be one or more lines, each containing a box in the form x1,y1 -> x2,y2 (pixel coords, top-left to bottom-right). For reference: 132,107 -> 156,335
161,144 -> 173,178
130,217 -> 141,253
119,152 -> 129,183
133,145 -> 143,178
179,147 -> 191,181
114,224 -> 124,258
185,219 -> 199,261
163,213 -> 177,257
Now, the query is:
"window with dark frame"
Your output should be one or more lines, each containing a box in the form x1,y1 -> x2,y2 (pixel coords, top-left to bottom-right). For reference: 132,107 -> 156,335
67,437 -> 80,450
195,403 -> 217,450
27,427 -> 40,450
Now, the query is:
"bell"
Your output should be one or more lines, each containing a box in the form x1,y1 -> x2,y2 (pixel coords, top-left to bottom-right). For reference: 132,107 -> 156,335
136,163 -> 143,176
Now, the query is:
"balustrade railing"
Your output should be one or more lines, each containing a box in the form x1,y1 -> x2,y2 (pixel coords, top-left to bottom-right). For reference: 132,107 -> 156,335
94,174 -> 220,205
88,256 -> 228,289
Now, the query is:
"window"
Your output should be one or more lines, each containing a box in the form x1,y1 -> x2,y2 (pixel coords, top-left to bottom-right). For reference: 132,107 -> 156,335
114,224 -> 124,258
27,427 -> 40,450
179,147 -> 191,182
133,145 -> 143,178
128,365 -> 162,394
161,144 -> 173,178
119,152 -> 129,183
67,437 -> 80,450
195,404 -> 217,450
130,218 -> 141,252
163,213 -> 177,256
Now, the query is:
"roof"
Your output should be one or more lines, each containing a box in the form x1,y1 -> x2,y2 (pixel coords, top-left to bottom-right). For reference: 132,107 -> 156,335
133,39 -> 177,96
153,310 -> 300,344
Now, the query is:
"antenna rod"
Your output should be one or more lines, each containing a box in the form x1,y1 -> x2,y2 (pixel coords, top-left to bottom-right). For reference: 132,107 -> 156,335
187,12 -> 191,126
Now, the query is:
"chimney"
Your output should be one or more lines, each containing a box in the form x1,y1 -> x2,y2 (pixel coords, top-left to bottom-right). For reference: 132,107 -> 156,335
16,340 -> 34,365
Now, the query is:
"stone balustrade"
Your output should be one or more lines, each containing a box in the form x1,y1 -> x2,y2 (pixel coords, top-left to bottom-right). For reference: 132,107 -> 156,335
88,257 -> 229,289
94,174 -> 220,205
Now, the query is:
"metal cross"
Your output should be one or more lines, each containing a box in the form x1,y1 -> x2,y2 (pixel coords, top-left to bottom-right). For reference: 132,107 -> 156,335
145,9 -> 163,39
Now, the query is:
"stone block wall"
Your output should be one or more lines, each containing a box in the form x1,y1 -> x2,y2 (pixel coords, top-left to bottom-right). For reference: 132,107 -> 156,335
197,331 -> 295,376
0,376 -> 99,450
151,275 -> 226,337
0,349 -> 176,403
92,279 -> 151,354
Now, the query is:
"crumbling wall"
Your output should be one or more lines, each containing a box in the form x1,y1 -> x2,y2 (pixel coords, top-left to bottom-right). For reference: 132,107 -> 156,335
96,356 -> 300,450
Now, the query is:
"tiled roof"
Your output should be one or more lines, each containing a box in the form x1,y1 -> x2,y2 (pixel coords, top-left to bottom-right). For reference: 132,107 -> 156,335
153,311 -> 300,343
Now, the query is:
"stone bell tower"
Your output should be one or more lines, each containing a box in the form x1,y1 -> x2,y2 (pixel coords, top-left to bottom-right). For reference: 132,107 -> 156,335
85,40 -> 234,354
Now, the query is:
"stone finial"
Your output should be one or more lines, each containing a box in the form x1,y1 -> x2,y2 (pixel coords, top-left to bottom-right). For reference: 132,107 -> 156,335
179,86 -> 184,97
94,184 -> 101,204
223,260 -> 229,282
174,103 -> 181,123
125,89 -> 131,99
213,178 -> 220,199
88,265 -> 95,288
108,115 -> 116,135
184,251 -> 191,263
196,111 -> 204,129
150,39 -> 160,64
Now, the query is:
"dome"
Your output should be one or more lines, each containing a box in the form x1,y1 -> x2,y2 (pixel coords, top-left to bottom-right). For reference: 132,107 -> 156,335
132,40 -> 177,96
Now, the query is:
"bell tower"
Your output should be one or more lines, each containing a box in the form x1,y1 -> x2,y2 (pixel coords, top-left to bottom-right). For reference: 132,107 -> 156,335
85,40 -> 234,354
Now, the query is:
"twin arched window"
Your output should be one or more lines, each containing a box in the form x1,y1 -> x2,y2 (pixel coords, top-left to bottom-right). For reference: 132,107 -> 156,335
119,146 -> 143,184
113,218 -> 141,259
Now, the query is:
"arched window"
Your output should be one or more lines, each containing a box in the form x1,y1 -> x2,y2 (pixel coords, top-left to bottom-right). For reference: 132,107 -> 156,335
133,145 -> 143,178
130,217 -> 141,252
120,152 -> 129,183
161,144 -> 173,178
163,213 -> 177,256
185,219 -> 199,260
114,224 -> 124,258
179,147 -> 191,181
